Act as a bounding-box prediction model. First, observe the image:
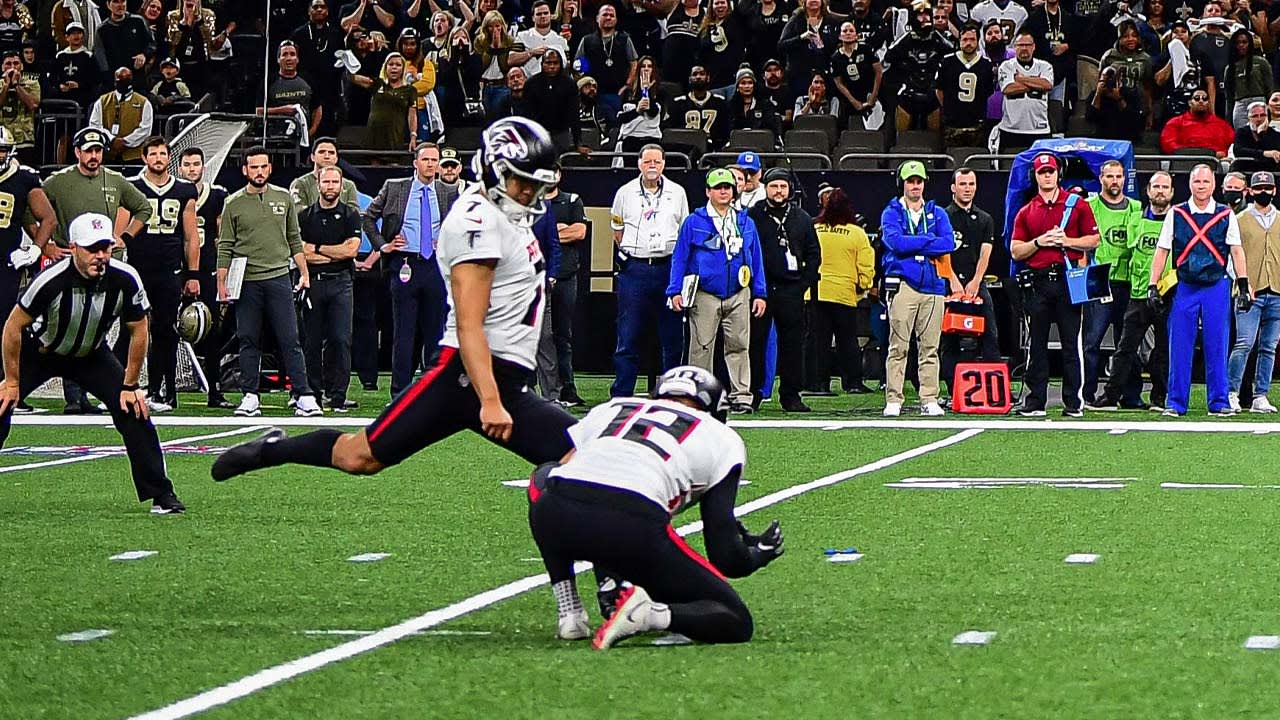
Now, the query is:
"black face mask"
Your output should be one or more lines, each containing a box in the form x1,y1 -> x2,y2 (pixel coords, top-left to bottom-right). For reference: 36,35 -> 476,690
690,78 -> 710,91
1223,189 -> 1245,207
115,79 -> 132,93
1254,191 -> 1274,207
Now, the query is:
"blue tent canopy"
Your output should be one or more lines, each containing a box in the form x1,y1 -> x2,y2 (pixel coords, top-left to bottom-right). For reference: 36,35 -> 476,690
1001,138 -> 1136,273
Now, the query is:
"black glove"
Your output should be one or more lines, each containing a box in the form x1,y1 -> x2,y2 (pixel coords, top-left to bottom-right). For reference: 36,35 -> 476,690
1237,277 -> 1253,312
1146,283 -> 1162,312
743,519 -> 785,569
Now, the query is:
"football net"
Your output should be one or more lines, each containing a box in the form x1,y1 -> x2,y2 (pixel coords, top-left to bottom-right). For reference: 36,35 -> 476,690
30,325 -> 209,400
166,113 -> 251,183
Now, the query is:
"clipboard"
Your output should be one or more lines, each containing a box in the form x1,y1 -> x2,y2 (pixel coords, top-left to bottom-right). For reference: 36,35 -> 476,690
225,257 -> 247,301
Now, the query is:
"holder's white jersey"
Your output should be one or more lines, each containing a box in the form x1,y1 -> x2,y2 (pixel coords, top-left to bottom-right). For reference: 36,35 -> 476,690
552,397 -> 746,515
437,185 -> 546,370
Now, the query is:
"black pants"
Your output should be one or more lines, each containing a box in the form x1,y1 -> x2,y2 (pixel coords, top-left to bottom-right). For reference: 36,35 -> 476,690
0,339 -> 174,502
1105,297 -> 1169,408
387,254 -> 448,397
527,466 -> 753,645
352,268 -> 383,387
198,271 -> 234,398
940,283 -> 1002,394
303,271 -> 354,405
1023,271 -> 1084,412
750,286 -> 806,402
141,267 -> 183,400
807,299 -> 865,390
236,275 -> 312,396
550,274 -> 578,394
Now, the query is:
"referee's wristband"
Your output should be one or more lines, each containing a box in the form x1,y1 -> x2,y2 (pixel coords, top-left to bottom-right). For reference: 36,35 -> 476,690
121,383 -> 140,392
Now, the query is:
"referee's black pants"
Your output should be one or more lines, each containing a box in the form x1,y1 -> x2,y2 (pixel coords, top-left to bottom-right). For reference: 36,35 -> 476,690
527,465 -> 754,645
0,338 -> 174,502
1023,271 -> 1084,412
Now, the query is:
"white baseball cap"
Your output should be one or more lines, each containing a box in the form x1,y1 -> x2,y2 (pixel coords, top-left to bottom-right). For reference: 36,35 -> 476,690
68,213 -> 115,247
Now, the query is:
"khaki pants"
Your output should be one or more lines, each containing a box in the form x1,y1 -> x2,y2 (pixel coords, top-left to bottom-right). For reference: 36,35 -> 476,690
688,288 -> 753,405
885,283 -> 944,405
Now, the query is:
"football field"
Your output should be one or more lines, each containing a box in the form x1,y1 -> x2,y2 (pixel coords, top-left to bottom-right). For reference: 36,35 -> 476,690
4,378 -> 1280,719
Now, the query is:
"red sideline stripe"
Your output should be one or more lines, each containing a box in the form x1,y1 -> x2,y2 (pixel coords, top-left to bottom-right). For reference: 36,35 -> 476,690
666,525 -> 726,581
368,347 -> 458,443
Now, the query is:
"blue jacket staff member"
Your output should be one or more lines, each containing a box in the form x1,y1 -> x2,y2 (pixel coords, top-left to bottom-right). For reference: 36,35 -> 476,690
880,160 -> 955,418
1149,164 -> 1250,417
668,168 -> 767,413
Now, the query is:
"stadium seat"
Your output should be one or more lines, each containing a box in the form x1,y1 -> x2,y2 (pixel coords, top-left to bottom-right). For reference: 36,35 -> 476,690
834,144 -> 881,169
791,114 -> 839,148
948,146 -> 987,167
893,130 -> 942,152
838,129 -> 886,152
660,127 -> 708,160
1066,115 -> 1092,136
727,129 -> 776,153
1170,147 -> 1218,172
778,154 -> 828,170
446,126 -> 484,151
336,124 -> 367,149
783,129 -> 831,154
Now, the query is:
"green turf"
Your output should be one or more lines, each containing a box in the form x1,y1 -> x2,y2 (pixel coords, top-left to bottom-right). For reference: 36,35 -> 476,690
4,378 -> 1280,719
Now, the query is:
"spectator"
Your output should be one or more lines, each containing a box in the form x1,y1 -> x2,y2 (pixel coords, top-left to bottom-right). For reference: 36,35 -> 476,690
54,0 -> 102,54
664,0 -> 704,88
830,20 -> 883,129
809,187 -> 875,396
289,136 -> 359,209
1225,28 -> 1271,128
742,0 -> 790,71
758,58 -> 794,125
494,65 -> 529,119
1024,0 -> 1080,131
513,1 -> 569,79
150,58 -> 192,108
1228,170 -> 1280,413
422,11 -> 455,63
733,151 -> 765,209
340,0 -> 396,31
139,0 -> 166,57
667,168 -> 767,414
1223,170 -> 1249,210
95,0 -> 154,91
351,51 -> 418,152
558,0 -> 592,58
728,68 -> 782,138
880,160 -> 954,417
616,55 -> 663,152
793,72 -> 839,118
931,0 -> 961,43
1086,65 -> 1146,143
969,0 -> 1027,39
997,30 -> 1053,153
341,28 -> 382,125
436,25 -> 484,129
778,0 -> 840,97
290,0 -> 346,138
0,51 -> 34,159
260,41 -> 322,141
1159,89 -> 1234,156
169,0 -> 222,98
1099,20 -> 1153,122
1190,9 -> 1230,113
0,0 -> 32,55
981,18 -> 1012,127
50,22 -> 100,112
608,144 -> 689,398
88,67 -> 152,162
937,23 -> 994,147
1269,90 -> 1280,130
398,28 -> 441,141
577,75 -> 609,139
474,11 -> 515,117
699,0 -> 746,90
526,49 -> 585,153
747,168 -> 822,413
1232,101 -> 1280,172
575,5 -> 638,123
667,66 -> 731,150
884,1 -> 950,132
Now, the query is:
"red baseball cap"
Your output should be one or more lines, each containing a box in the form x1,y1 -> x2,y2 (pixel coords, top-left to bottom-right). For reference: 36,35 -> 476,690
1033,154 -> 1059,173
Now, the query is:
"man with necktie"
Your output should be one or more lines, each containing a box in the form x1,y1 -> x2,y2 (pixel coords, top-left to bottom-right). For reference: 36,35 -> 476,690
363,143 -> 450,398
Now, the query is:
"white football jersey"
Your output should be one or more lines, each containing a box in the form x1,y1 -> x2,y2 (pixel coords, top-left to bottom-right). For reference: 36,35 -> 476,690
437,185 -> 546,370
552,398 -> 747,515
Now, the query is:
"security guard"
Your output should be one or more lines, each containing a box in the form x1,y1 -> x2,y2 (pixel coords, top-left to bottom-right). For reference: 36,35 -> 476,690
1009,153 -> 1100,417
0,213 -> 185,514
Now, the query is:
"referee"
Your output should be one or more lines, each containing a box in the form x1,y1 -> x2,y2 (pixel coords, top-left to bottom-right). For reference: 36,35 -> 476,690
0,213 -> 185,514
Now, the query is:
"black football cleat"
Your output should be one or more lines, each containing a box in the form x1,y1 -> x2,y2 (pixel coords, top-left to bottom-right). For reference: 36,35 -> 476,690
211,427 -> 286,482
151,492 -> 186,515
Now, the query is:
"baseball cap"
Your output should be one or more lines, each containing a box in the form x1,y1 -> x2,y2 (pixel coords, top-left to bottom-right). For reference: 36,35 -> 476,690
1033,153 -> 1059,173
68,213 -> 115,248
706,168 -> 736,188
898,160 -> 928,181
439,147 -> 462,166
161,57 -> 180,70
65,21 -> 85,33
1251,171 -> 1276,188
735,151 -> 761,173
763,58 -> 782,71
73,126 -> 109,151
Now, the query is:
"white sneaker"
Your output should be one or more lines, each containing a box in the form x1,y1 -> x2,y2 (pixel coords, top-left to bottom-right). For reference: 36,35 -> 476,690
920,401 -> 945,417
294,394 -> 323,417
1228,391 -> 1242,413
592,586 -> 664,650
146,399 -> 173,414
556,610 -> 591,641
883,402 -> 902,417
234,393 -> 261,417
1252,396 -> 1278,414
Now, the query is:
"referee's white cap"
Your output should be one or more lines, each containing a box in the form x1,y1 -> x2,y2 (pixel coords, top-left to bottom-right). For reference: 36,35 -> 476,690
69,213 -> 115,248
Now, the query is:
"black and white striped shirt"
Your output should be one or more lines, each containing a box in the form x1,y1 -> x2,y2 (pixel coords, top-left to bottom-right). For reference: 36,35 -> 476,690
18,259 -> 150,357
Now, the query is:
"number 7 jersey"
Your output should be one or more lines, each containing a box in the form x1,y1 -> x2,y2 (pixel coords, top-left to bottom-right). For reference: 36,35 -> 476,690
437,185 -> 546,371
552,397 -> 747,515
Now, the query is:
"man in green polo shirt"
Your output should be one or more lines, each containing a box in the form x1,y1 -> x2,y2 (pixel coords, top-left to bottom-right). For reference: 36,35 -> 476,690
287,136 -> 357,211
217,145 -> 320,418
1084,159 -> 1141,407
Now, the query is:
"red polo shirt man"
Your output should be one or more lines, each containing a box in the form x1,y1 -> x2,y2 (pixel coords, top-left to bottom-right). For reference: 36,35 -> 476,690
1010,152 -> 1100,417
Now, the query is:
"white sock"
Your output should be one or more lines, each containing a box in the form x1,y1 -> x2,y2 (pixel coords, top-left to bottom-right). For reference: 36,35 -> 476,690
648,602 -> 672,631
552,579 -> 584,617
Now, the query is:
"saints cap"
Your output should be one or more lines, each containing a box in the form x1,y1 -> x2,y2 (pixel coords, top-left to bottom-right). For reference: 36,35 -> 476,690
440,147 -> 462,166
73,126 -> 109,150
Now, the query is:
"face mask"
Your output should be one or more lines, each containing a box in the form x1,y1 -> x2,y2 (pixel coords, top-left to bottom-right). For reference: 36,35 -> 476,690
690,78 -> 709,91
1223,190 -> 1244,207
115,79 -> 131,93
1254,191 -> 1274,207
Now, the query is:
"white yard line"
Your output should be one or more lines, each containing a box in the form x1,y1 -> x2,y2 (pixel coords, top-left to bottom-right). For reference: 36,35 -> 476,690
0,426 -> 267,475
124,428 -> 983,720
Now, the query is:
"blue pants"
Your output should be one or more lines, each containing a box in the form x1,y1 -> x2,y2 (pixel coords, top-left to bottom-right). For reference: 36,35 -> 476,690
388,254 -> 448,397
1229,293 -> 1280,395
1167,277 -> 1232,414
610,258 -> 683,397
